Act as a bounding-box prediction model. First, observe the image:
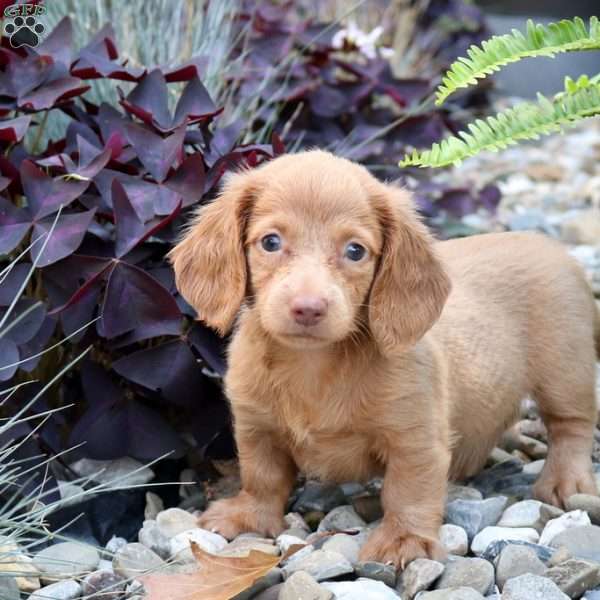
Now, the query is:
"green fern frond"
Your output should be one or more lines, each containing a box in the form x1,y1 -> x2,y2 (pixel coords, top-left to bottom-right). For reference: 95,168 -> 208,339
435,16 -> 600,105
562,72 -> 600,95
401,83 -> 600,168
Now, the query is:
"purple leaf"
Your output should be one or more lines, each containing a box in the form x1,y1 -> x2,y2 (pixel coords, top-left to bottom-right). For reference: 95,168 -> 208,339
172,76 -> 219,127
0,338 -> 19,381
113,180 -> 147,258
479,184 -> 501,213
96,102 -> 129,147
395,114 -> 447,148
21,160 -> 89,220
187,380 -> 231,447
437,188 -> 477,218
0,223 -> 30,254
72,31 -> 145,82
45,255 -> 112,339
309,84 -> 353,118
44,255 -> 112,308
100,261 -> 181,340
164,56 -> 209,82
73,135 -> 111,179
125,123 -> 185,182
104,131 -> 125,160
121,69 -> 172,131
64,119 -> 101,154
0,196 -> 30,254
31,209 -> 96,267
3,52 -> 53,99
113,180 -> 182,257
0,263 -> 30,306
113,339 -> 205,406
19,77 -> 90,111
205,121 -> 243,165
18,315 -> 56,372
121,178 -> 175,220
36,16 -> 73,68
163,153 -> 205,207
72,397 -> 185,460
77,134 -> 102,164
188,323 -> 227,375
73,50 -> 143,82
78,23 -> 119,61
0,115 -> 31,142
70,362 -> 184,460
103,171 -> 185,218
56,274 -> 104,340
0,299 -> 46,345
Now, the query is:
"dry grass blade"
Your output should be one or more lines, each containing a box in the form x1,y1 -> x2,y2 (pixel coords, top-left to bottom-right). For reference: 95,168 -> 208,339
140,542 -> 281,600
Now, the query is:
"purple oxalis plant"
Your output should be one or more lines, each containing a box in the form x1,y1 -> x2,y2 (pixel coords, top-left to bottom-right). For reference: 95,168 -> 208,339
0,16 -> 278,466
0,1 -> 499,482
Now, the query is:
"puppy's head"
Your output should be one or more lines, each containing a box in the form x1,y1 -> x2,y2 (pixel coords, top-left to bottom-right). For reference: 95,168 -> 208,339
169,151 -> 450,353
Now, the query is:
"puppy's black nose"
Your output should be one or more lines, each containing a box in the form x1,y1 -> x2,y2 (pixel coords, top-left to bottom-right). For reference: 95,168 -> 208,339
290,296 -> 328,327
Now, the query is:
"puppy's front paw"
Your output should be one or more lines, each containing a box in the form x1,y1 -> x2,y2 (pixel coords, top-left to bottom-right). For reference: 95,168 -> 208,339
533,460 -> 598,508
359,520 -> 445,570
198,492 -> 285,540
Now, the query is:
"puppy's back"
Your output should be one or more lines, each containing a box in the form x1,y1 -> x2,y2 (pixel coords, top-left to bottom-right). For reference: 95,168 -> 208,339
436,231 -> 595,320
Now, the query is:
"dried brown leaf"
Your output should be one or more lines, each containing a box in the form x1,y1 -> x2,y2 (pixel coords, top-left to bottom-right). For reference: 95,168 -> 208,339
140,542 -> 280,600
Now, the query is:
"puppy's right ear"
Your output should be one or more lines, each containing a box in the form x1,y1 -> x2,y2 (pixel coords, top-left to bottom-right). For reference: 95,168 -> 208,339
168,171 -> 260,335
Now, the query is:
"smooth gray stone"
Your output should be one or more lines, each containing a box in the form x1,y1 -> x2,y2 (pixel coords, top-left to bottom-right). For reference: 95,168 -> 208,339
278,571 -> 333,600
281,549 -> 353,581
417,588 -> 484,600
435,557 -> 494,596
317,505 -> 366,532
400,558 -> 444,599
495,544 -> 546,590
355,561 -> 397,587
82,570 -> 126,599
112,543 -> 164,579
322,578 -> 401,599
550,526 -> 600,563
445,497 -> 507,541
501,574 -> 568,600
480,539 -> 555,563
29,580 -> 82,600
233,567 -> 282,600
33,542 -> 100,580
292,482 -> 346,513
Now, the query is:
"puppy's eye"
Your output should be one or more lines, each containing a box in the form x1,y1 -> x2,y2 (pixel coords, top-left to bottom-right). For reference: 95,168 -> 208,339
261,233 -> 282,252
344,242 -> 367,262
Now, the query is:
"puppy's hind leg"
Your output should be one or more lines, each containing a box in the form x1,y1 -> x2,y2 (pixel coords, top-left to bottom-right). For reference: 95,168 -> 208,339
532,371 -> 597,507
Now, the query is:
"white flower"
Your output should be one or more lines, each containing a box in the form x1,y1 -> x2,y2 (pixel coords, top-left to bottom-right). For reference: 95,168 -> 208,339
332,20 -> 393,60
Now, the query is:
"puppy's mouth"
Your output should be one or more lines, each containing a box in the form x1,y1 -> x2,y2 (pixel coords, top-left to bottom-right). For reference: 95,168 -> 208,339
276,330 -> 333,348
281,332 -> 325,342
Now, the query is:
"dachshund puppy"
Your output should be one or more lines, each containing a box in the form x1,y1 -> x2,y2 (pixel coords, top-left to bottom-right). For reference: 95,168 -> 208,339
169,150 -> 599,568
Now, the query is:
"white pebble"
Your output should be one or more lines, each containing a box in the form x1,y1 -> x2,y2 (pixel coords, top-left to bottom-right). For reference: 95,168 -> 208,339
470,526 -> 539,555
539,510 -> 591,546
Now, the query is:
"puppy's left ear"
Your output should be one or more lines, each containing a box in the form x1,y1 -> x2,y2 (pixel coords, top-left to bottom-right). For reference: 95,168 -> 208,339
368,182 -> 451,354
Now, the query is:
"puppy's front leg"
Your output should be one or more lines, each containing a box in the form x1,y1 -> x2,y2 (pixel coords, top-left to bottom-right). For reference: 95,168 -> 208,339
359,437 -> 450,569
199,427 -> 297,539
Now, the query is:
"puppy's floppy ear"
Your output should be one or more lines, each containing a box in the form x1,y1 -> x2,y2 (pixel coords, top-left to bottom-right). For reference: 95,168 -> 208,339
168,170 -> 260,335
368,182 -> 451,354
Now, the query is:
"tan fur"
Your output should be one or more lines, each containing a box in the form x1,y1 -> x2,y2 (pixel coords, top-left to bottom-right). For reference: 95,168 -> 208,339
169,150 -> 599,569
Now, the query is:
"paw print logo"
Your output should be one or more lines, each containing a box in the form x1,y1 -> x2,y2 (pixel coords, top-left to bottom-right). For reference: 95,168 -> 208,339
4,15 -> 45,48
